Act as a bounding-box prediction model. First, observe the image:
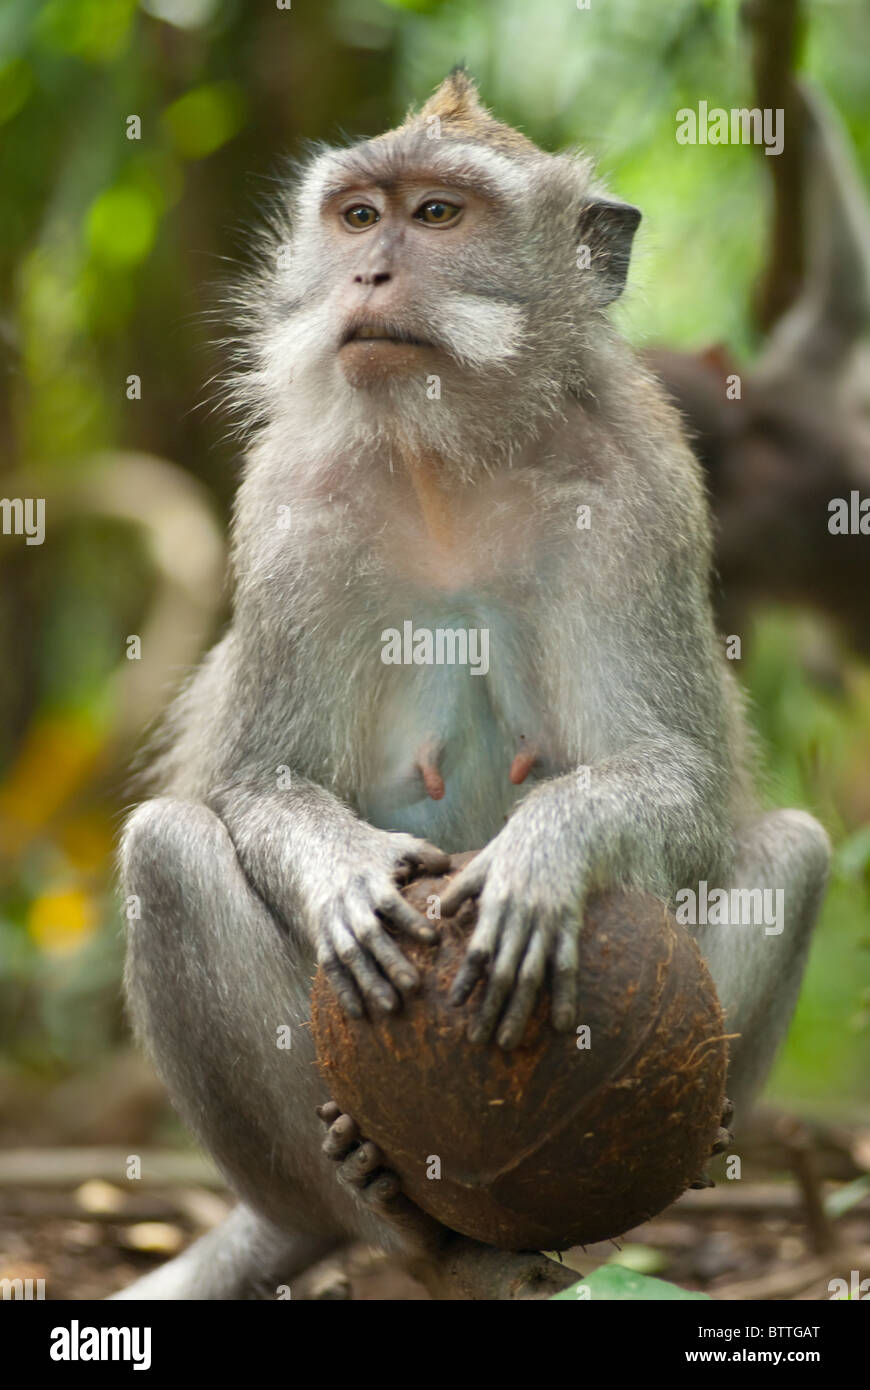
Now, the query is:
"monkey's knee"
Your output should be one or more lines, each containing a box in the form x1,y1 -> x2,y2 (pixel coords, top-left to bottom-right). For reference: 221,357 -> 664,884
122,796 -> 230,891
737,807 -> 831,911
120,795 -> 262,1024
714,809 -> 830,1113
121,796 -> 245,934
758,807 -> 831,867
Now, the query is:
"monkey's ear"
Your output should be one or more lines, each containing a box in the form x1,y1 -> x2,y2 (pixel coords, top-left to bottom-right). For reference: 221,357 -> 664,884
577,198 -> 642,305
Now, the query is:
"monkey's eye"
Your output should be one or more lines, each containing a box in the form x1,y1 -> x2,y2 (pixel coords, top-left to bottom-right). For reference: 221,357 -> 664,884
414,200 -> 461,226
343,205 -> 380,230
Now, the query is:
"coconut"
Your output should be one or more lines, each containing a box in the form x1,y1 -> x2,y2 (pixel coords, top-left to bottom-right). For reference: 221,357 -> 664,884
311,852 -> 728,1250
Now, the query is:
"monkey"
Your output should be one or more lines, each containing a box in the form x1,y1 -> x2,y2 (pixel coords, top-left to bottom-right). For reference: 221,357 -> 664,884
646,83 -> 870,656
115,71 -> 830,1299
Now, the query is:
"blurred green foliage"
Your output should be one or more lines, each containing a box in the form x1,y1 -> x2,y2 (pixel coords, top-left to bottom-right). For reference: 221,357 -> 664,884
0,0 -> 867,1112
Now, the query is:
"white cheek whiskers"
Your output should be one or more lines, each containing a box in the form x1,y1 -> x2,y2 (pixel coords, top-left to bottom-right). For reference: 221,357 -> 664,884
430,294 -> 526,367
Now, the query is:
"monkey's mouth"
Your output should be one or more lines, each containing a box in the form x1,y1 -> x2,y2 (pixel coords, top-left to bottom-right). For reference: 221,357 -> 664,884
341,324 -> 433,348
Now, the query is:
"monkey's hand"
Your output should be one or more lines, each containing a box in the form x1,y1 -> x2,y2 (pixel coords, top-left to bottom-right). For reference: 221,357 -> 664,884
311,830 -> 450,1021
441,812 -> 586,1049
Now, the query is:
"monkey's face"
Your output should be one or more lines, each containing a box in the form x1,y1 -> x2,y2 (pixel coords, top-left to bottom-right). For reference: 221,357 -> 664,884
303,140 -> 533,393
332,182 -> 484,387
325,182 -> 464,386
233,103 -> 641,469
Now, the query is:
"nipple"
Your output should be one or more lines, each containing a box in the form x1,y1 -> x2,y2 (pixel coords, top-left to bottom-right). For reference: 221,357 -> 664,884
509,740 -> 537,786
415,741 -> 446,800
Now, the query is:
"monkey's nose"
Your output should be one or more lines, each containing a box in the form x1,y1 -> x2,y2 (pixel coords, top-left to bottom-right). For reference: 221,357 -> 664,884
354,269 -> 392,287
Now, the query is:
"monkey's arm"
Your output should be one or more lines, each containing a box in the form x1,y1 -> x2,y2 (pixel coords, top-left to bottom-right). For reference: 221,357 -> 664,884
207,778 -> 449,1016
441,727 -> 730,1049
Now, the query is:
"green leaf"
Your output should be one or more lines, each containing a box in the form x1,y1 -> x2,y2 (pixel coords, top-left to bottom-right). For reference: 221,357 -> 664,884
824,1174 -> 870,1220
551,1265 -> 710,1300
608,1243 -> 667,1275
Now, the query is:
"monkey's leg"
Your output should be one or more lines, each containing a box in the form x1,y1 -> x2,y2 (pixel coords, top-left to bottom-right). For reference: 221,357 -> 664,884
118,797 -> 406,1299
690,809 -> 830,1116
111,1203 -> 336,1300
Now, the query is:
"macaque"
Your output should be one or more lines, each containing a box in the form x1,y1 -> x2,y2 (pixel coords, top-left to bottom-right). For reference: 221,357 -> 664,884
647,83 -> 870,654
116,72 -> 829,1299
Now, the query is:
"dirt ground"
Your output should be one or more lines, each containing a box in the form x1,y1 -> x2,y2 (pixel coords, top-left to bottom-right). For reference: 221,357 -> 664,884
2,1166 -> 868,1301
1,1059 -> 867,1300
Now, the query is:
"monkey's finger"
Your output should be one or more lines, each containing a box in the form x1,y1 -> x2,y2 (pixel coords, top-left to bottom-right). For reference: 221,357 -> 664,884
331,921 -> 398,1015
496,930 -> 549,1049
322,1112 -> 361,1160
449,951 -> 487,1006
352,908 -> 421,997
449,897 -> 503,1005
390,837 -> 450,884
400,840 -> 452,876
376,888 -> 438,943
440,857 -> 489,916
467,906 -> 529,1044
550,928 -> 580,1033
318,947 -> 365,1019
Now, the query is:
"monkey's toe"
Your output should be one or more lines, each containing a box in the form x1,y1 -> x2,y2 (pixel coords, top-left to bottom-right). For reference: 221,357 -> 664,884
318,1104 -> 362,1161
316,1100 -> 341,1127
356,1170 -> 405,1214
689,1170 -> 715,1190
711,1125 -> 732,1156
317,1101 -> 403,1200
710,1097 -> 735,1155
689,1097 -> 735,1188
338,1139 -> 389,1190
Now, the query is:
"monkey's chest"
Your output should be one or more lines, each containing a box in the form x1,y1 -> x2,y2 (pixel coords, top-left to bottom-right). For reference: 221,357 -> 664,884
357,609 -> 555,852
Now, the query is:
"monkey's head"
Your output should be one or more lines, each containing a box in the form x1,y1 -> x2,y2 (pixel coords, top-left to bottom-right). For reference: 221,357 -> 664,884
234,70 -> 641,469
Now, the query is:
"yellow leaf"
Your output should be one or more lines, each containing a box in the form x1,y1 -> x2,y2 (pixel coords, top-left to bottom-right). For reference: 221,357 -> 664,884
28,888 -> 97,955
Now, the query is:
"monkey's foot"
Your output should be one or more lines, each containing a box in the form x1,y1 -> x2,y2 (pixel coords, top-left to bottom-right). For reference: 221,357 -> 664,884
711,1095 -> 735,1156
317,1101 -> 446,1256
689,1096 -> 735,1190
